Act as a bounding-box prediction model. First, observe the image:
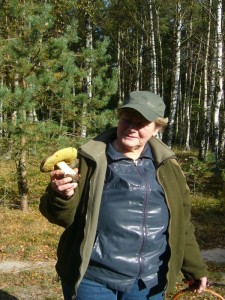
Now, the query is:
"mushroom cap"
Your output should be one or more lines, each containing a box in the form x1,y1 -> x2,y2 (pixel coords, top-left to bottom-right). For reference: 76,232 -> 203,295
40,147 -> 78,172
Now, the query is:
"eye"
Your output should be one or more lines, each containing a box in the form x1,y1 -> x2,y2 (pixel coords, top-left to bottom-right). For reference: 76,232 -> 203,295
145,122 -> 153,128
122,117 -> 131,124
136,122 -> 144,128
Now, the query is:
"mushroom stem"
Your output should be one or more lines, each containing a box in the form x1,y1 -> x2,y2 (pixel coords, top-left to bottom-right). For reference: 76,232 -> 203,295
56,161 -> 77,175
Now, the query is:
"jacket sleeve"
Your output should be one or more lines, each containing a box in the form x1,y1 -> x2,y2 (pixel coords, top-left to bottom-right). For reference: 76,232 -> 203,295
39,184 -> 80,228
158,158 -> 208,292
179,164 -> 208,279
169,160 -> 207,280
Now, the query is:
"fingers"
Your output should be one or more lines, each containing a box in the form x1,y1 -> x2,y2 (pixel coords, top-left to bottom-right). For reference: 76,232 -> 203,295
195,277 -> 208,293
50,169 -> 78,198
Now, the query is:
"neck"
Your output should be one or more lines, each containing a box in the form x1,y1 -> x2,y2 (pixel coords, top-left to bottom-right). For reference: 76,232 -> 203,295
112,140 -> 144,160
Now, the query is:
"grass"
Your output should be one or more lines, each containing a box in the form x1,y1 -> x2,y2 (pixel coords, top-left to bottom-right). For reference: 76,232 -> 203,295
0,269 -> 63,300
0,208 -> 63,261
191,196 -> 225,249
0,154 -> 224,299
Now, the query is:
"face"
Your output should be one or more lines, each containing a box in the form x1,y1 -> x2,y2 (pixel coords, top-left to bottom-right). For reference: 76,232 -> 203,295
115,109 -> 160,156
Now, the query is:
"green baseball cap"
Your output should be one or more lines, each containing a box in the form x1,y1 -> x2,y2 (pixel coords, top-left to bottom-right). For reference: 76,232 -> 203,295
119,91 -> 165,121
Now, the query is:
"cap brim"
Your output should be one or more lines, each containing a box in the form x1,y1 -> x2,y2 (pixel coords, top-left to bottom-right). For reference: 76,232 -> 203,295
118,104 -> 158,121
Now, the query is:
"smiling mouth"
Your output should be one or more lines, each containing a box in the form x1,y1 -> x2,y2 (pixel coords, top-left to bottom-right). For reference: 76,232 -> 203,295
124,135 -> 137,139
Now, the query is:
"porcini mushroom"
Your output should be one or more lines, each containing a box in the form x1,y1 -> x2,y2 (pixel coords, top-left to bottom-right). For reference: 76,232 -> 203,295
40,147 -> 81,182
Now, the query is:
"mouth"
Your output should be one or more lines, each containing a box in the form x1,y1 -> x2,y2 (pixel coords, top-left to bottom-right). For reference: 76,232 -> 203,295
124,134 -> 138,140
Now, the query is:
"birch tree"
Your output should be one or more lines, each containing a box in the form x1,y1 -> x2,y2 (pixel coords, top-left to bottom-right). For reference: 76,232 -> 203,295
154,1 -> 164,96
214,0 -> 224,162
182,2 -> 194,150
117,28 -> 123,103
198,0 -> 212,160
136,10 -> 144,91
81,13 -> 93,138
167,0 -> 182,148
148,0 -> 157,94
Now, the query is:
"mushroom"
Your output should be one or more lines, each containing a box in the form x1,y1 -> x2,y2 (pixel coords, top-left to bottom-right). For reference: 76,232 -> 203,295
40,147 -> 81,182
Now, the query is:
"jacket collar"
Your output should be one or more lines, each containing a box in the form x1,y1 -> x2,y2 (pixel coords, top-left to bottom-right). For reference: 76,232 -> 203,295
79,127 -> 176,166
149,137 -> 176,167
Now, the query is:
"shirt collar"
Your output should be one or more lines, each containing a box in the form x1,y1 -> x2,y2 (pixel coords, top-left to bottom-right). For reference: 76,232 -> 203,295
107,142 -> 154,162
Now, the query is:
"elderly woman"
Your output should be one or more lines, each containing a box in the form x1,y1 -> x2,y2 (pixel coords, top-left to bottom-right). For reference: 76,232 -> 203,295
40,91 -> 207,300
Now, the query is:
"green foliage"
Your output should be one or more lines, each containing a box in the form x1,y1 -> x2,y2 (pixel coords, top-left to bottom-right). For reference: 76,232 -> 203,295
179,149 -> 216,173
88,109 -> 118,136
0,0 -> 118,149
177,150 -> 224,208
182,155 -> 213,178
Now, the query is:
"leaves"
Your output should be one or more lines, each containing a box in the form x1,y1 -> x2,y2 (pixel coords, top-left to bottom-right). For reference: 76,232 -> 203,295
0,208 -> 63,261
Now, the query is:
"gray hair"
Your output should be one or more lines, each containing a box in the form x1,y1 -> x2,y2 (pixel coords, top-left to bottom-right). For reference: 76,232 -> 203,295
155,117 -> 168,128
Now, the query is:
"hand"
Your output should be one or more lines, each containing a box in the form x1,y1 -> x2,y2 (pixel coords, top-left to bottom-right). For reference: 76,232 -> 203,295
188,277 -> 207,293
50,169 -> 79,198
196,277 -> 208,293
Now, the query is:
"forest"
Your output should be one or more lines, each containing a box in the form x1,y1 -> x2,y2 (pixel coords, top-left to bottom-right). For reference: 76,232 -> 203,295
0,0 -> 224,210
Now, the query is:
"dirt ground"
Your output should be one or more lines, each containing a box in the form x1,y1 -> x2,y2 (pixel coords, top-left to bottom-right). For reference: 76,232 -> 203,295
0,260 -> 62,300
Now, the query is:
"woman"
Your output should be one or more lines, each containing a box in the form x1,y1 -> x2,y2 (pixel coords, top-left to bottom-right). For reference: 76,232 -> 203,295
40,91 -> 207,300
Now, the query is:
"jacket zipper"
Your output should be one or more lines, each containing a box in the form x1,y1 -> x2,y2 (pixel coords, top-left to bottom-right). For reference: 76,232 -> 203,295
134,159 -> 150,279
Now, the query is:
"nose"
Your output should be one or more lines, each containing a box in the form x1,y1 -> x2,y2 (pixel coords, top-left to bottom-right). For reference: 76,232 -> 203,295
128,122 -> 141,131
125,126 -> 139,137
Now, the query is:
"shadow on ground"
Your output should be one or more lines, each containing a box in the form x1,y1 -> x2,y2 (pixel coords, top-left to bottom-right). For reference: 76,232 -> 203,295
0,290 -> 18,300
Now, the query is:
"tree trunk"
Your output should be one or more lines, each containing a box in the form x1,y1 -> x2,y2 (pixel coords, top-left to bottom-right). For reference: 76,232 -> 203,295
81,13 -> 93,138
155,2 -> 164,96
214,0 -> 224,162
118,28 -> 122,104
198,0 -> 212,161
149,0 -> 157,94
184,8 -> 193,151
136,12 -> 144,91
219,109 -> 225,158
16,135 -> 29,211
167,0 -> 182,148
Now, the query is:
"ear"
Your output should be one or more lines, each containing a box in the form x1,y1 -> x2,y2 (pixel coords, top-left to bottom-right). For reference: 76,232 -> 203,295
152,126 -> 161,137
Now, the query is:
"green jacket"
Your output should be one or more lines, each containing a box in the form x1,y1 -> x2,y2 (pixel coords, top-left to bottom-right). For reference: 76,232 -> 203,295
39,128 -> 207,294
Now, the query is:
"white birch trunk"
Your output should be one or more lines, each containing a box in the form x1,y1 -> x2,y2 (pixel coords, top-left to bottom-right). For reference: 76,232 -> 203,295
28,109 -> 38,123
155,3 -> 164,96
118,29 -> 125,103
214,0 -> 224,161
167,0 -> 182,148
81,14 -> 93,138
149,0 -> 157,93
184,10 -> 193,151
220,110 -> 225,158
117,29 -> 122,105
199,0 -> 212,160
72,86 -> 76,134
136,13 -> 144,91
189,39 -> 202,148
